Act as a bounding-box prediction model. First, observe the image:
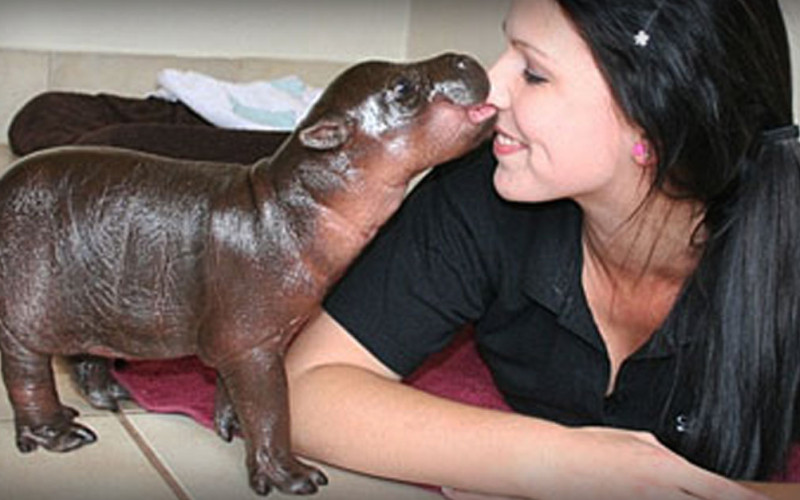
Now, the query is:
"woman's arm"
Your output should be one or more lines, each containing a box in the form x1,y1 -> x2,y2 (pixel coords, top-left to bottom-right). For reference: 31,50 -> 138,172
286,311 -> 765,500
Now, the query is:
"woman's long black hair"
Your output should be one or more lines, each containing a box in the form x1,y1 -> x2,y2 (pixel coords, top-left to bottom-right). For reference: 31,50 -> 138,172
557,0 -> 800,479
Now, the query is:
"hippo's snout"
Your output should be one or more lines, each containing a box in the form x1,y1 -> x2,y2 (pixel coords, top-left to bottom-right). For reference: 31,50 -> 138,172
425,53 -> 491,107
449,53 -> 484,80
449,53 -> 490,91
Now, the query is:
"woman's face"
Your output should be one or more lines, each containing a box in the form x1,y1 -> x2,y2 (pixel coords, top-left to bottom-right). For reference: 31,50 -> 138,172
488,0 -> 644,205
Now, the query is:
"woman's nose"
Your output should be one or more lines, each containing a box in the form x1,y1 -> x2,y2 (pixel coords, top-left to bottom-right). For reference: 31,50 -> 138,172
487,51 -> 513,109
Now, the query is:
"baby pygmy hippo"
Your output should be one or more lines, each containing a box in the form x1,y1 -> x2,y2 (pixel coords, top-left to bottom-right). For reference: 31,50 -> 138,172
0,53 -> 496,496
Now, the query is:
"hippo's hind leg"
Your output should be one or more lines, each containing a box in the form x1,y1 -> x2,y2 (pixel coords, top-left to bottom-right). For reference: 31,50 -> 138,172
68,354 -> 131,412
0,337 -> 96,453
216,347 -> 328,496
214,376 -> 241,442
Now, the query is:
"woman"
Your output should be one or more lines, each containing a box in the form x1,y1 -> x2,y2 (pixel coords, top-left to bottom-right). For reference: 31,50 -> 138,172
285,0 -> 799,498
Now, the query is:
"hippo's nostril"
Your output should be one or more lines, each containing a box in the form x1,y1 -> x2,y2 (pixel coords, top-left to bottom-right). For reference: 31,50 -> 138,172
454,56 -> 471,72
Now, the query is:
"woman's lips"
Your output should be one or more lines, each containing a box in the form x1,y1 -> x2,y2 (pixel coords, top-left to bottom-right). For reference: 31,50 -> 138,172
493,130 -> 526,156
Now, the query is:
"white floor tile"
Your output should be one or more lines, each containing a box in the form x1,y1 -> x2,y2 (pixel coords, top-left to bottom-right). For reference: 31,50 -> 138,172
127,412 -> 441,500
0,416 -> 177,500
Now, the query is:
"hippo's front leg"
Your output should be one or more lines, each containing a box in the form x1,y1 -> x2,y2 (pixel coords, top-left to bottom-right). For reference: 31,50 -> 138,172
216,346 -> 328,496
0,342 -> 96,453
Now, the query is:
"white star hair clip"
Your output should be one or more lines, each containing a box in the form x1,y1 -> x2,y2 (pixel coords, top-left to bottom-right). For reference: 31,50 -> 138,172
634,1 -> 667,48
634,30 -> 651,47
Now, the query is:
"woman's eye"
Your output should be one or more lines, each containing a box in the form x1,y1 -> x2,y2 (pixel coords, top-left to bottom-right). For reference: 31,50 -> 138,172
523,68 -> 547,85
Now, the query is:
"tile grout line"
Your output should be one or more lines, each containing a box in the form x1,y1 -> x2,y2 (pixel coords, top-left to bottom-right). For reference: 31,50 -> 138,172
115,411 -> 193,500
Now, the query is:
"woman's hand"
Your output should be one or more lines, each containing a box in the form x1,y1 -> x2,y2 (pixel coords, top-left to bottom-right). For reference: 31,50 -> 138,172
444,426 -> 767,500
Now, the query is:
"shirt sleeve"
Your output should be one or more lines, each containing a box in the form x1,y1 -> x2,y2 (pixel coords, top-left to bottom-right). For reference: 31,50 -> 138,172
323,144 -> 498,377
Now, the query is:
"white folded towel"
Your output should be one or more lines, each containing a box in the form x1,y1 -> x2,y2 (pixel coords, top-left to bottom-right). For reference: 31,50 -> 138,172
153,69 -> 323,131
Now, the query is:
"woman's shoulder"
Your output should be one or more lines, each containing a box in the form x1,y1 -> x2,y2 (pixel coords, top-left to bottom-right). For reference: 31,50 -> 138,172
396,143 -> 583,292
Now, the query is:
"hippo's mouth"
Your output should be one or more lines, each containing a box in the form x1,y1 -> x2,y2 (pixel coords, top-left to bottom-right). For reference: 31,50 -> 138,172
430,92 -> 497,126
467,103 -> 498,125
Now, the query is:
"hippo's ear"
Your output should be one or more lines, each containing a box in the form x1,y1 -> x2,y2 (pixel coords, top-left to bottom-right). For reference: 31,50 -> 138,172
299,118 -> 350,150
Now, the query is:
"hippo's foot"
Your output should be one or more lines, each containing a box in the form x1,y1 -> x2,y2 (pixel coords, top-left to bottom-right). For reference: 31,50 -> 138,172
248,453 -> 328,496
69,355 -> 131,412
214,399 -> 241,442
82,378 -> 131,412
15,406 -> 97,453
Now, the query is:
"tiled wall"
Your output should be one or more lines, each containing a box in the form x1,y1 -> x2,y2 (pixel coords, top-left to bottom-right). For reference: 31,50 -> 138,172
0,48 -> 349,146
1,50 -> 48,145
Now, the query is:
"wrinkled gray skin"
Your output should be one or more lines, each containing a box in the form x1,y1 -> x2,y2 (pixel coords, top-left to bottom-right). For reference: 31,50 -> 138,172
0,53 -> 493,496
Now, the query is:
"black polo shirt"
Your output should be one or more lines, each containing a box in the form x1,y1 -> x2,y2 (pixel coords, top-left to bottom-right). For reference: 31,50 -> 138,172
324,143 -> 693,445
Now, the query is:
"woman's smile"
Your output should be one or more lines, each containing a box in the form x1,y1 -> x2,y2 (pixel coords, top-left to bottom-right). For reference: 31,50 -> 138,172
493,128 -> 527,156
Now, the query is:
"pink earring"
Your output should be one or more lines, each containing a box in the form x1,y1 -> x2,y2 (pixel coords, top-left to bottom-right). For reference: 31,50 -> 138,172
632,141 -> 651,164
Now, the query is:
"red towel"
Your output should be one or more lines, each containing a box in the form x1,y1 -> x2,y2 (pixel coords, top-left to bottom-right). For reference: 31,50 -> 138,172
111,330 -> 799,482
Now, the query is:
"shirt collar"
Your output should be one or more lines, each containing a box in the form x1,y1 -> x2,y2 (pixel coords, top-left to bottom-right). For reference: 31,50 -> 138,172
520,200 -> 689,359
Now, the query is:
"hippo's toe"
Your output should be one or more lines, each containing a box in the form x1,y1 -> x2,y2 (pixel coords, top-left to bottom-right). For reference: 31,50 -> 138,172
248,455 -> 328,496
16,421 -> 97,453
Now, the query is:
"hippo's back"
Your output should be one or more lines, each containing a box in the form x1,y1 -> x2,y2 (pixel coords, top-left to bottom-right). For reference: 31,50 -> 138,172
0,146 -> 244,357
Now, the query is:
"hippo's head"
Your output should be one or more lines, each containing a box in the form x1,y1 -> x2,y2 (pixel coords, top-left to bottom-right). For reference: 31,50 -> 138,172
291,53 -> 496,185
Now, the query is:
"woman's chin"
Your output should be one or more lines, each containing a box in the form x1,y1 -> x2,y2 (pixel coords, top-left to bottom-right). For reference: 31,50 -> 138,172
493,164 -> 536,202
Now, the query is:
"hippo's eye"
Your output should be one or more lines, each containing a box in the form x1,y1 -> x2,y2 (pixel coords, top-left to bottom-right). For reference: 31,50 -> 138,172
389,77 -> 419,104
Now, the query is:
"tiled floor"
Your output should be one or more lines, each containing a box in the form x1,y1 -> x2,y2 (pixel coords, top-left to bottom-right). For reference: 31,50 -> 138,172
0,144 -> 439,500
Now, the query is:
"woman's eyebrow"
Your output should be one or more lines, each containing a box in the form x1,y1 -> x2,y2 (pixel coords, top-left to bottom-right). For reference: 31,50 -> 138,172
502,20 -> 552,61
